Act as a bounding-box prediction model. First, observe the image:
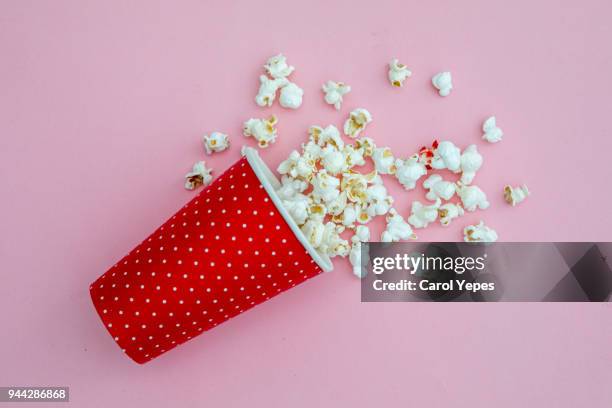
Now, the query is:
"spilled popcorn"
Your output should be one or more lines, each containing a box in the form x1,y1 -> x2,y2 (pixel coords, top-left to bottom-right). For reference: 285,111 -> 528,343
344,108 -> 372,138
464,221 -> 498,243
184,53 -> 530,277
322,81 -> 351,110
432,71 -> 453,96
243,115 -> 278,148
256,54 -> 303,110
388,59 -> 412,87
504,184 -> 529,206
184,161 -> 213,190
482,116 -> 503,143
203,131 -> 230,155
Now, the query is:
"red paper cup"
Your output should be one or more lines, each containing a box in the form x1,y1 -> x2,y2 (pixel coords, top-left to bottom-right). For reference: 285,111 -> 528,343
89,148 -> 333,363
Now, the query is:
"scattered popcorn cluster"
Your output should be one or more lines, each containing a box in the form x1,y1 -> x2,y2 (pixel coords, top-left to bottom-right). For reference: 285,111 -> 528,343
257,54 -> 303,109
184,53 -> 530,277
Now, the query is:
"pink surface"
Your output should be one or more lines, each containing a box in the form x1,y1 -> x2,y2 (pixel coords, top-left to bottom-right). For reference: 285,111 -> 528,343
1,0 -> 611,406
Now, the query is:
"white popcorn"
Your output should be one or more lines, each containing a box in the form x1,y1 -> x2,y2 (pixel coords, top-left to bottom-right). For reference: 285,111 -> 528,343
341,171 -> 373,204
301,218 -> 326,248
282,195 -> 310,225
460,144 -> 483,184
343,144 -> 366,168
365,182 -> 393,217
276,175 -> 308,200
311,221 -> 348,257
432,71 -> 453,96
381,209 -> 416,242
438,202 -> 464,226
302,140 -> 323,159
464,221 -> 498,243
310,125 -> 344,149
423,174 -> 456,201
321,145 -> 347,175
482,116 -> 503,143
408,199 -> 440,229
264,54 -> 295,79
243,115 -> 278,148
395,156 -> 427,190
279,82 -> 304,109
343,108 -> 372,138
322,80 -> 351,110
431,141 -> 461,172
354,137 -> 376,157
203,131 -> 230,155
311,170 -> 341,204
255,75 -> 288,107
457,184 -> 490,212
372,147 -> 396,175
388,59 -> 412,87
354,225 -> 370,242
340,204 -> 358,227
349,240 -> 366,278
184,161 -> 212,190
504,184 -> 530,206
277,150 -> 316,180
327,192 -> 348,217
308,200 -> 327,222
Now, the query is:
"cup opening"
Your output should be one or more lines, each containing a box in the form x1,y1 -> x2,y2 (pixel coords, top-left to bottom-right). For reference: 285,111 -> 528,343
244,147 -> 334,272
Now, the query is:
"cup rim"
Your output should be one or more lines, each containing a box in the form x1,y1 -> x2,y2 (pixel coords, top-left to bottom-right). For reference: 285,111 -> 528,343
244,147 -> 334,272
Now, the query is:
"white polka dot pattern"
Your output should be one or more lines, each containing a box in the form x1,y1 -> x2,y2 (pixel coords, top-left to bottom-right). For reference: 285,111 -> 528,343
89,157 -> 323,364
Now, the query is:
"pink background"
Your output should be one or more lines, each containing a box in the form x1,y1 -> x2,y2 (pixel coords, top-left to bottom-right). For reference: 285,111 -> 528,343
1,0 -> 611,406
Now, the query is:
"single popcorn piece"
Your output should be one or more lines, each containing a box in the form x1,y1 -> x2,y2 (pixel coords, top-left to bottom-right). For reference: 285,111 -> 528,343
321,145 -> 347,175
423,174 -> 456,201
365,178 -> 394,217
243,115 -> 278,148
277,150 -> 316,180
322,80 -> 351,110
276,175 -> 308,200
464,221 -> 498,243
432,71 -> 453,97
354,225 -> 371,242
431,140 -> 461,172
203,131 -> 230,155
381,209 -> 416,242
339,204 -> 358,227
504,184 -> 530,206
438,202 -> 464,226
388,59 -> 412,87
255,75 -> 289,107
372,147 -> 396,175
311,170 -> 341,204
395,155 -> 427,190
482,116 -> 503,143
343,144 -> 366,168
279,82 -> 304,109
460,144 -> 483,184
282,194 -> 310,225
354,137 -> 376,158
408,199 -> 440,228
349,240 -> 367,278
264,53 -> 295,79
457,183 -> 490,212
301,218 -> 326,248
327,192 -> 348,217
184,161 -> 212,190
310,125 -> 344,149
343,108 -> 372,138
